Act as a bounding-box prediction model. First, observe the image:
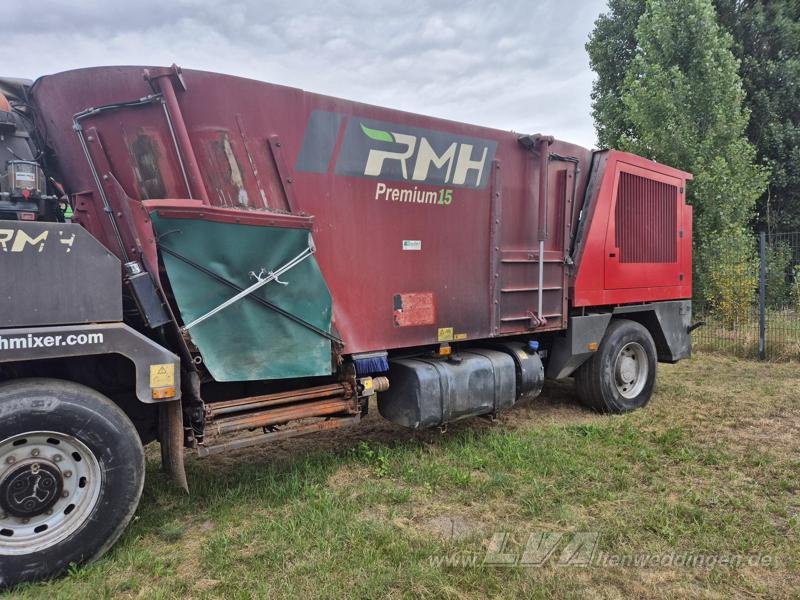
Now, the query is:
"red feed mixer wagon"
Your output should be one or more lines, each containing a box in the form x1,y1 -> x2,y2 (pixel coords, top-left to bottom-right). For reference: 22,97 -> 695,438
0,65 -> 692,585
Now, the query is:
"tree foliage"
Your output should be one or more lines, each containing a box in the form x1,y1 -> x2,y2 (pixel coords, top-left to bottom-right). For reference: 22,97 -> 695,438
718,1 -> 800,232
620,0 -> 766,231
585,0 -> 645,148
588,0 -> 800,233
587,0 -> 769,314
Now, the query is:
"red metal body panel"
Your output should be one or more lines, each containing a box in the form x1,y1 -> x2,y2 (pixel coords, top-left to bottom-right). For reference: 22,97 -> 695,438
28,66 -> 691,355
571,151 -> 693,306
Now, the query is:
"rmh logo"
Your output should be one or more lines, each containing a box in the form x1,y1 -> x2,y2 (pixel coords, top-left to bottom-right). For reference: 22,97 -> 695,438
360,123 -> 490,187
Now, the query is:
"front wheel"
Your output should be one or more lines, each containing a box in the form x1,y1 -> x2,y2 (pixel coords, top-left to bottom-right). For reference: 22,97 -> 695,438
575,319 -> 657,413
0,379 -> 144,588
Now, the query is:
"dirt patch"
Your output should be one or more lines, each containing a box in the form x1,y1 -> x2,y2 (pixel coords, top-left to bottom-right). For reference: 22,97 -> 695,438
192,577 -> 221,593
171,519 -> 218,594
729,414 -> 800,447
420,515 -> 483,541
359,501 -> 486,542
195,379 -> 602,476
326,464 -> 372,490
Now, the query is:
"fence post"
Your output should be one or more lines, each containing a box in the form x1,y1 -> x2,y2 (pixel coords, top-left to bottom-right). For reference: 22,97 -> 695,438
758,232 -> 767,360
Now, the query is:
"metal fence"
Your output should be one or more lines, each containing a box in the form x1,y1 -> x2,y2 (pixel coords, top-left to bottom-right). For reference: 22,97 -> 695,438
693,231 -> 800,360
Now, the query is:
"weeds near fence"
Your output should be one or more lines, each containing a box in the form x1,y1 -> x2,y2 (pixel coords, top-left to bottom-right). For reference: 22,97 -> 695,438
693,310 -> 800,360
694,231 -> 800,360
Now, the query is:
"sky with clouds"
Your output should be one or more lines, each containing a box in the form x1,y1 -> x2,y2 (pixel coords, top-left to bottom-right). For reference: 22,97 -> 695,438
9,0 -> 608,148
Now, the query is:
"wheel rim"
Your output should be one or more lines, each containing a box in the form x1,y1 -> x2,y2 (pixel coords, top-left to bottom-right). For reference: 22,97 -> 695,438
613,342 -> 648,399
0,431 -> 102,555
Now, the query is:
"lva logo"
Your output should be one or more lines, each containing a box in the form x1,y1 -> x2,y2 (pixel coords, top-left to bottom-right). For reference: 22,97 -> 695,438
296,111 -> 498,189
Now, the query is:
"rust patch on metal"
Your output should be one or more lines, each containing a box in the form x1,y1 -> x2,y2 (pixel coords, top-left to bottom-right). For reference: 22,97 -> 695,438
266,135 -> 298,213
197,414 -> 361,457
235,113 -> 269,208
208,396 -> 359,436
129,132 -> 166,200
206,382 -> 352,417
393,292 -> 435,327
203,131 -> 250,207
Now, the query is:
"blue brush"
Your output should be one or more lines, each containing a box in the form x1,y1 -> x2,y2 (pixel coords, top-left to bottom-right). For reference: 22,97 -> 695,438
352,351 -> 389,375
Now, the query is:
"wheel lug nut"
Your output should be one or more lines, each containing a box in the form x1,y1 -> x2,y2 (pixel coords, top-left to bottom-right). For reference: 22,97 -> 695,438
63,471 -> 72,478
22,518 -> 29,524
62,490 -> 69,498
46,509 -> 53,515
5,456 -> 15,464
31,449 -> 40,457
53,455 -> 63,462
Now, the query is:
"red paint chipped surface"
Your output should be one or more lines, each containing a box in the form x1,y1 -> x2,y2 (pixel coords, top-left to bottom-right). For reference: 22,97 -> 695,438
393,292 -> 435,327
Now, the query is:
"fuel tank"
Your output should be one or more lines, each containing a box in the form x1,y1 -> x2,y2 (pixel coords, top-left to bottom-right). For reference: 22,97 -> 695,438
378,349 -> 516,429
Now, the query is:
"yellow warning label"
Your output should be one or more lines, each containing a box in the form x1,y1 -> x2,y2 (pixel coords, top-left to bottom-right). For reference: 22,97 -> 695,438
437,327 -> 454,342
150,363 -> 175,388
454,333 -> 468,340
363,378 -> 374,390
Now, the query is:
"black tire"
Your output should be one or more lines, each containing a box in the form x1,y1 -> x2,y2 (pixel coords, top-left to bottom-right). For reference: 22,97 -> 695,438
0,378 -> 144,588
575,319 -> 657,413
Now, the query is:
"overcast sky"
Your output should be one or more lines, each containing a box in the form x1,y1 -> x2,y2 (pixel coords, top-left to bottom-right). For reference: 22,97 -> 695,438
10,0 -> 607,148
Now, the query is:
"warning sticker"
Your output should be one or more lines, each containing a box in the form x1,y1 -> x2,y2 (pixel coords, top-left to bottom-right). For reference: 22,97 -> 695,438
150,363 -> 175,388
393,292 -> 435,327
437,327 -> 454,342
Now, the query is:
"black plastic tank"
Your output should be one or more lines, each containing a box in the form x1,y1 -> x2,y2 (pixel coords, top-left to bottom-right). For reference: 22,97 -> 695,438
486,341 -> 545,401
378,349 -> 516,429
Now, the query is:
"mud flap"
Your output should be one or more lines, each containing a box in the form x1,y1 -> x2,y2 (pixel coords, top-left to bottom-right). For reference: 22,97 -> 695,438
159,400 -> 188,493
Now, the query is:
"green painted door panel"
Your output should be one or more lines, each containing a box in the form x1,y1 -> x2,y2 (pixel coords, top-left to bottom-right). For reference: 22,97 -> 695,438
150,214 -> 333,382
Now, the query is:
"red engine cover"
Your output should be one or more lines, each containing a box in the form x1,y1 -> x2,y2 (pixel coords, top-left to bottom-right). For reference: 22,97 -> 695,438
572,150 -> 693,306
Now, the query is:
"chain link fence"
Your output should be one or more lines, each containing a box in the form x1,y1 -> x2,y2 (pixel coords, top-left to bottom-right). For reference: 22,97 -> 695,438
692,232 -> 800,360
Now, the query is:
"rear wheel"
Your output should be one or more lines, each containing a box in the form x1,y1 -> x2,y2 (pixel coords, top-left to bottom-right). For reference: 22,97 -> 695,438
575,319 -> 657,413
0,379 -> 144,588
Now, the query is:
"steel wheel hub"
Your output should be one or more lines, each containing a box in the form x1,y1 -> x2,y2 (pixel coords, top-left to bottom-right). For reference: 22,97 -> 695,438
0,461 -> 63,518
0,431 -> 102,555
613,342 -> 648,399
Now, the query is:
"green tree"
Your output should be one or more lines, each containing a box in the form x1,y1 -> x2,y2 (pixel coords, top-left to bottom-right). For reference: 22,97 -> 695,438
585,0 -> 645,148
620,0 -> 766,232
718,1 -> 800,233
588,0 -> 800,233
764,240 -> 793,309
588,0 -> 768,320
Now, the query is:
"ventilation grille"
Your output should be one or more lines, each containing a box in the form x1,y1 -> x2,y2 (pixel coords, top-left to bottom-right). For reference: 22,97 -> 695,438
615,172 -> 677,263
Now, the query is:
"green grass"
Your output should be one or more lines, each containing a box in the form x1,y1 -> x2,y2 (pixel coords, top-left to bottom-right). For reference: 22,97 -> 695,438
7,353 -> 800,598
